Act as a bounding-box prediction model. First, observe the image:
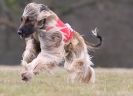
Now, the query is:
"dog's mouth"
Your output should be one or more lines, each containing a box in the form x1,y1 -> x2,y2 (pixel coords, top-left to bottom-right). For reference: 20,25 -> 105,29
18,31 -> 34,39
19,34 -> 27,39
20,34 -> 31,39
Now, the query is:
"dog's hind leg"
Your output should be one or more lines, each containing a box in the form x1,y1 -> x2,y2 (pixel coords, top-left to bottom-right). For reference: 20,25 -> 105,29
64,32 -> 95,83
82,65 -> 95,83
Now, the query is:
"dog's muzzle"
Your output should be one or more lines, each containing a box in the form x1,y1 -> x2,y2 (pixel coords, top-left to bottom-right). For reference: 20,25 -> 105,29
17,30 -> 25,38
17,21 -> 35,38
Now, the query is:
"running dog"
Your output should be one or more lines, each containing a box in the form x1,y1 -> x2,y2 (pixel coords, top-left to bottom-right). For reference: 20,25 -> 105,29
17,2 -> 102,83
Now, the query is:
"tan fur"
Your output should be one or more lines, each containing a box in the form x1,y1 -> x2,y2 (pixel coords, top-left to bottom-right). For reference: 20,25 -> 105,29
22,36 -> 40,64
20,2 -> 95,83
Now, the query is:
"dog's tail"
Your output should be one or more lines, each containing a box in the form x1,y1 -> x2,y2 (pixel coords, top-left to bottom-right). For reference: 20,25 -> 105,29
86,27 -> 102,49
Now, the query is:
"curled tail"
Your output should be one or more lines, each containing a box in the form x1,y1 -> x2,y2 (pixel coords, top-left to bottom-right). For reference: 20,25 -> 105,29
91,27 -> 102,47
86,27 -> 102,48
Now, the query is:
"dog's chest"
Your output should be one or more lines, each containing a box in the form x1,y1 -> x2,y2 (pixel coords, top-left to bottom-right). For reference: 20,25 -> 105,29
38,31 -> 63,51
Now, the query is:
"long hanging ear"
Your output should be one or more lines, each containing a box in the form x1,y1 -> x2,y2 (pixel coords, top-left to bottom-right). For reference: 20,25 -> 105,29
37,4 -> 50,21
37,10 -> 51,21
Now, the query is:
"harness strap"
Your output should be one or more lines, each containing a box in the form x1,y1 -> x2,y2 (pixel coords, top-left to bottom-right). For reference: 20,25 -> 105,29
46,19 -> 74,42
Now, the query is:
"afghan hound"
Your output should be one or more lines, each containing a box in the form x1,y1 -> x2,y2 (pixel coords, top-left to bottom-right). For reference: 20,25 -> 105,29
17,2 -> 102,83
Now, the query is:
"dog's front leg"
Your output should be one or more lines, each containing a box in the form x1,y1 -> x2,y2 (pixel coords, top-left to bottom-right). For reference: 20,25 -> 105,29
21,53 -> 56,81
21,38 -> 40,65
21,53 -> 43,81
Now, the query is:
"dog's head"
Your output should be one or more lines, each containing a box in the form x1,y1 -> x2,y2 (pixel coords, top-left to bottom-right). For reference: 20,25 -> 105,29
17,2 -> 51,38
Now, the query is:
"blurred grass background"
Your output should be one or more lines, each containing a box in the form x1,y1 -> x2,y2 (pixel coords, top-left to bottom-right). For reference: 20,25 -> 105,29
0,67 -> 133,96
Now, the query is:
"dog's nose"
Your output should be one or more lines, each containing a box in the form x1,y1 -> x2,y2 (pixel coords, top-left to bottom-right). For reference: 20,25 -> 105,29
17,30 -> 23,35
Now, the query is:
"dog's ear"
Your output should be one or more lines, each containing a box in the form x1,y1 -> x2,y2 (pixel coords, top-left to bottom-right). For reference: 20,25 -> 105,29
37,4 -> 50,21
37,10 -> 51,29
37,10 -> 51,21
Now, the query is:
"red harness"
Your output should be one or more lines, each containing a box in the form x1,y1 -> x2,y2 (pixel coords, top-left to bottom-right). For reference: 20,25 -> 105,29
46,19 -> 74,42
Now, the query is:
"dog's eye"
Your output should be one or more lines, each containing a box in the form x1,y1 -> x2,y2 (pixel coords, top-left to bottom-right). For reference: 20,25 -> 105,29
26,18 -> 31,22
26,17 -> 34,23
37,19 -> 46,29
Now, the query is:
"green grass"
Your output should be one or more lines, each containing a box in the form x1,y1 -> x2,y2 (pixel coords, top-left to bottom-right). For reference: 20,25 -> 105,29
0,66 -> 133,96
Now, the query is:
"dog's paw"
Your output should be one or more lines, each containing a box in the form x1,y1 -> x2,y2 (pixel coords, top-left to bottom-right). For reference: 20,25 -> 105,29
21,71 -> 33,82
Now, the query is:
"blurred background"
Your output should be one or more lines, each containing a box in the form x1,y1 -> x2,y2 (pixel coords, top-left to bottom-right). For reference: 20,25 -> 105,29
0,0 -> 133,68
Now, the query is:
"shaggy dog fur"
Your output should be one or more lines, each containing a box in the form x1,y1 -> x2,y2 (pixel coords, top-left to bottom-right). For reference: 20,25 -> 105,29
17,2 -> 102,83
